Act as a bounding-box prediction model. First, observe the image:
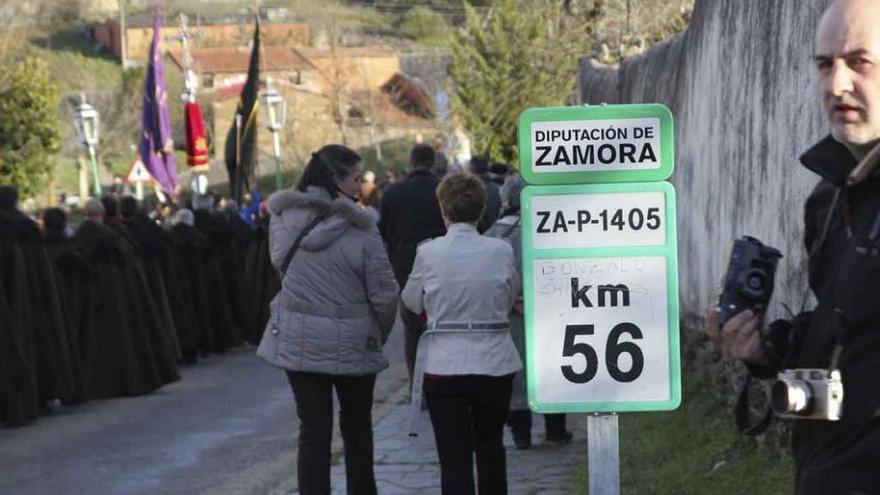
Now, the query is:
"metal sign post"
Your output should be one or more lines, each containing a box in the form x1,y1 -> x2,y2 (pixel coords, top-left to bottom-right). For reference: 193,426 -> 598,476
588,413 -> 620,495
517,103 -> 680,495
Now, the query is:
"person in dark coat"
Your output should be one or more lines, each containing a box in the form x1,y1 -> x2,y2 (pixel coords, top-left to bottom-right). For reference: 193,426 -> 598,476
0,189 -> 76,416
43,208 -> 88,403
120,196 -> 188,362
488,162 -> 509,186
73,199 -> 179,399
109,197 -> 181,370
0,186 -> 41,426
378,144 -> 447,378
168,209 -> 214,357
707,1 -> 880,492
192,194 -> 246,351
243,213 -> 278,344
239,193 -> 277,343
485,176 -> 572,450
17,210 -> 76,408
469,155 -> 501,234
222,199 -> 258,340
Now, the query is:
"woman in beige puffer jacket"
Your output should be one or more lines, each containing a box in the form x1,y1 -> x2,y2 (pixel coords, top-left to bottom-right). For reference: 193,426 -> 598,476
257,144 -> 398,495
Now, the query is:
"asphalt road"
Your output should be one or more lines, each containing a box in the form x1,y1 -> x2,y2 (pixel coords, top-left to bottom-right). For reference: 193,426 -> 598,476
0,322 -> 408,495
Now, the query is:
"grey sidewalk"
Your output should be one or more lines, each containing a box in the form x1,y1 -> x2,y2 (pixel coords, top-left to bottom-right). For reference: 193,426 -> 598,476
330,396 -> 587,495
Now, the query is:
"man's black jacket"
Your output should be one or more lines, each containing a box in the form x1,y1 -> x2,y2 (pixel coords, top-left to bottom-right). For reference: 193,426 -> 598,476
754,136 -> 880,495
378,168 -> 446,287
477,175 -> 501,234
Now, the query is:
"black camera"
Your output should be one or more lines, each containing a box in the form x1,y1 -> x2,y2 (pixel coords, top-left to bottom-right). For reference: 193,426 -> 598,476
718,236 -> 783,325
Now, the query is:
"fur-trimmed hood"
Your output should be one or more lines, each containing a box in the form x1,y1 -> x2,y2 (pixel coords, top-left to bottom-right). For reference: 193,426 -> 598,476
268,187 -> 374,251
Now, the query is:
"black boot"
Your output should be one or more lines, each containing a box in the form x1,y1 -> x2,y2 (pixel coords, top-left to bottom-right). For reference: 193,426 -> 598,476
508,409 -> 532,449
544,414 -> 573,445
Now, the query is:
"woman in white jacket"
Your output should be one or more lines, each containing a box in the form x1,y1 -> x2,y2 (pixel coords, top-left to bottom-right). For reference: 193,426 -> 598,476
401,173 -> 522,495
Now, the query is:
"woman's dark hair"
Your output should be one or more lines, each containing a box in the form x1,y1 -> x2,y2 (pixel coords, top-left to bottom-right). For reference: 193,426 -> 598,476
297,144 -> 361,199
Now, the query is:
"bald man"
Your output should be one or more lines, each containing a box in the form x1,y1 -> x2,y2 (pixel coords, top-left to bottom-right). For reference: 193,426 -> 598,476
84,198 -> 106,223
707,1 -> 880,492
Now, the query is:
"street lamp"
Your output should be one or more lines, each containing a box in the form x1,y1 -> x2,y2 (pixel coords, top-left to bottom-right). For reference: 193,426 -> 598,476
261,78 -> 287,190
73,93 -> 102,197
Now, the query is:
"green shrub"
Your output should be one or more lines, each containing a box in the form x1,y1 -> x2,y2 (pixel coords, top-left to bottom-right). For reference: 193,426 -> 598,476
0,57 -> 62,198
398,6 -> 447,41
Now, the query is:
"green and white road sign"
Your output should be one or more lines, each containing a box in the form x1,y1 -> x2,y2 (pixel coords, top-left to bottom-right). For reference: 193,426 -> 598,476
518,103 -> 680,494
521,182 -> 681,413
518,104 -> 675,185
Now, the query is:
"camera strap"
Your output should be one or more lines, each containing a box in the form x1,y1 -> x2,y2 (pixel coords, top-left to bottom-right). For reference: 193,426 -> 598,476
735,374 -> 774,436
798,187 -> 843,314
736,189 -> 844,436
828,308 -> 851,371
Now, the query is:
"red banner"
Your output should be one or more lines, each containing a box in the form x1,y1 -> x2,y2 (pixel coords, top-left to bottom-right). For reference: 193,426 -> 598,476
185,101 -> 210,171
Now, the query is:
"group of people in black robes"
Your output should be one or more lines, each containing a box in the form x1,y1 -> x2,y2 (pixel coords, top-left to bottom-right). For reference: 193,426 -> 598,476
0,186 -> 276,428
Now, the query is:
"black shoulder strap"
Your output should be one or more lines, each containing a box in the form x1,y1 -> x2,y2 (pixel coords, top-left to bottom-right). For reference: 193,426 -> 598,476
280,213 -> 329,276
735,374 -> 774,436
503,216 -> 521,238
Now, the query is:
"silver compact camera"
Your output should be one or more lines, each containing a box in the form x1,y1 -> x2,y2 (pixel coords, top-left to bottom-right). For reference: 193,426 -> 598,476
771,369 -> 843,421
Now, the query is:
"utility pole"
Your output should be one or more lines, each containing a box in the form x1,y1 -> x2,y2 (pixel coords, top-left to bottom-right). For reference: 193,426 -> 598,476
626,0 -> 631,34
119,0 -> 127,69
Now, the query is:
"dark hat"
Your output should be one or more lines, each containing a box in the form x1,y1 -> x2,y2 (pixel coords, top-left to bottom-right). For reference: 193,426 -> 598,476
489,162 -> 510,176
119,195 -> 139,219
101,195 -> 119,218
469,155 -> 490,175
0,185 -> 18,211
43,208 -> 67,232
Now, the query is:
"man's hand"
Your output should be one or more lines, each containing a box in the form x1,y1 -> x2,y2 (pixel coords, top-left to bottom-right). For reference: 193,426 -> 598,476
705,307 -> 767,364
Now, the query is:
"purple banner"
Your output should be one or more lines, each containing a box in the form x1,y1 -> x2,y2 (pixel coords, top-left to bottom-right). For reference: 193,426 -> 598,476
139,7 -> 179,199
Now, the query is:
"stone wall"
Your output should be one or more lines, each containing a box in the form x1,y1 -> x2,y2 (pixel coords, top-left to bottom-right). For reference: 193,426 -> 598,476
578,1 -> 845,414
580,0 -> 835,331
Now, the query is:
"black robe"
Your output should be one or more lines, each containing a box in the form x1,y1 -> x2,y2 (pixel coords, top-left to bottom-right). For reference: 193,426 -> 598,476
71,221 -> 179,399
21,225 -> 77,405
243,221 -> 278,344
169,223 -> 216,355
105,218 -> 180,382
45,233 -> 88,403
121,215 -> 189,362
227,212 -> 258,341
193,211 -> 246,351
0,213 -> 39,426
0,211 -> 75,420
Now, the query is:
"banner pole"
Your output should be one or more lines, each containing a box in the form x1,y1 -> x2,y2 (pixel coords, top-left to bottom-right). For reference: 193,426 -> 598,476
235,114 -> 242,202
